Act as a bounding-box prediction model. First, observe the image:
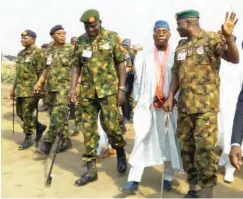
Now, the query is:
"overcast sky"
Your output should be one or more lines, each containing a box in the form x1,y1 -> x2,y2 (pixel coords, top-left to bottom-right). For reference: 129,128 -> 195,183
1,0 -> 243,55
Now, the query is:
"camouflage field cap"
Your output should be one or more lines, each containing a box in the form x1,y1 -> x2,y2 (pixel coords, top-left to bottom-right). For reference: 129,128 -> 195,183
80,9 -> 100,23
21,30 -> 37,38
175,9 -> 200,20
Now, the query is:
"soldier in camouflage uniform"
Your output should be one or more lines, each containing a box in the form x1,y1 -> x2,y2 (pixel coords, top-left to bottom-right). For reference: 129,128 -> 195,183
163,10 -> 239,198
40,43 -> 50,111
121,39 -> 135,124
69,9 -> 127,186
34,25 -> 73,155
10,30 -> 47,150
69,36 -> 82,136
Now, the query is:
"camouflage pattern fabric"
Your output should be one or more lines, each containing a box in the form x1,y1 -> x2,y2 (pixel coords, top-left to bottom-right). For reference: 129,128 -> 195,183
44,91 -> 70,143
72,27 -> 127,99
172,30 -> 227,188
127,46 -> 135,66
80,95 -> 126,161
172,30 -> 226,114
44,43 -> 73,92
124,48 -> 133,67
16,97 -> 38,134
15,44 -> 45,97
74,101 -> 83,133
177,112 -> 218,187
43,43 -> 73,143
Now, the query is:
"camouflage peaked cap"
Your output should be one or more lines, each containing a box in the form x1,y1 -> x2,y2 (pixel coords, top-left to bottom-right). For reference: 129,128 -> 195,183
175,9 -> 200,21
80,9 -> 100,23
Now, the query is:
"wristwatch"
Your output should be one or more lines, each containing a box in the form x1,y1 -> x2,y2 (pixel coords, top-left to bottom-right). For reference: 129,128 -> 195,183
118,86 -> 126,92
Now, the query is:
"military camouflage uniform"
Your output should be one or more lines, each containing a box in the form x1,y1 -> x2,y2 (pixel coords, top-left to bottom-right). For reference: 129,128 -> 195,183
122,48 -> 134,122
43,43 -> 73,143
41,47 -> 49,110
15,44 -> 45,135
72,27 -> 127,161
172,30 -> 227,187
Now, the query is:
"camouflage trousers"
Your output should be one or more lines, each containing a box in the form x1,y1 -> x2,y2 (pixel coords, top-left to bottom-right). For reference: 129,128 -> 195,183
44,91 -> 70,143
16,97 -> 38,135
177,112 -> 218,187
42,82 -> 49,109
80,94 -> 126,161
74,102 -> 82,132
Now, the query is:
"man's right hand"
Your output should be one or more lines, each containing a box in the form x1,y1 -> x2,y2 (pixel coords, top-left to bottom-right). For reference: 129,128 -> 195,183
34,83 -> 42,93
162,97 -> 174,112
229,146 -> 242,170
10,88 -> 15,100
69,88 -> 77,103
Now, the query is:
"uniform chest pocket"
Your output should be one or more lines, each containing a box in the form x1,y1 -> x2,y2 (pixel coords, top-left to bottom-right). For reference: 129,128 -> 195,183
98,43 -> 113,62
193,44 -> 210,65
59,53 -> 71,67
17,57 -> 34,72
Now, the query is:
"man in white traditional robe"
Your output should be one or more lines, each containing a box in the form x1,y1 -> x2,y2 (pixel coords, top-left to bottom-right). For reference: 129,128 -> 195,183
120,20 -> 183,194
218,46 -> 243,183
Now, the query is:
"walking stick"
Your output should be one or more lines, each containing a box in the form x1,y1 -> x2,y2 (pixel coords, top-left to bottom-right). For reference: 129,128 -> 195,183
45,134 -> 62,187
13,97 -> 14,135
161,113 -> 169,198
45,107 -> 70,187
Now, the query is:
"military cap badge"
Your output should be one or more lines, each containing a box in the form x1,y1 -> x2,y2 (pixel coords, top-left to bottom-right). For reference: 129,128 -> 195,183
22,31 -> 27,36
89,17 -> 95,23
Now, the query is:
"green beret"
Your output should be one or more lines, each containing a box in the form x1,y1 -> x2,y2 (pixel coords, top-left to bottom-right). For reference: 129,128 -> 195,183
80,9 -> 100,23
175,9 -> 199,20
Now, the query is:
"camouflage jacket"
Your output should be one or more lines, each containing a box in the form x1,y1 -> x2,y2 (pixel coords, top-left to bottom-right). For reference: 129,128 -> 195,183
72,27 -> 126,99
44,43 -> 73,92
127,46 -> 135,65
124,48 -> 133,68
172,30 -> 227,114
15,44 -> 45,97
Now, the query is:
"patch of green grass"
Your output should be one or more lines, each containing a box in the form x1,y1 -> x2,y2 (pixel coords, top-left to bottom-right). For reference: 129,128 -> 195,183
1,72 -> 15,84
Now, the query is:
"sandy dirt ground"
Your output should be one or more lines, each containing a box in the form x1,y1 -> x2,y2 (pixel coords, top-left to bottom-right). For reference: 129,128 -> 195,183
1,84 -> 243,198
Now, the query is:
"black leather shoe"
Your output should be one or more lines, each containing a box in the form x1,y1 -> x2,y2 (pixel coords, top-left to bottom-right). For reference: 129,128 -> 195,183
36,122 -> 47,141
36,141 -> 52,155
184,190 -> 200,198
116,147 -> 127,173
19,135 -> 33,150
75,160 -> 98,186
56,139 -> 72,153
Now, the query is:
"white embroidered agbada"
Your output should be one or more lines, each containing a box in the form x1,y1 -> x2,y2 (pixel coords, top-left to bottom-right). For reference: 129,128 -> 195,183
218,57 -> 243,155
130,45 -> 183,172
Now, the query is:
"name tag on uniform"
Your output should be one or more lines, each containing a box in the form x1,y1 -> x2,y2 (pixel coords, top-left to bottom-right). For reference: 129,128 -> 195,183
25,56 -> 31,63
82,50 -> 92,58
46,54 -> 53,65
177,51 -> 187,61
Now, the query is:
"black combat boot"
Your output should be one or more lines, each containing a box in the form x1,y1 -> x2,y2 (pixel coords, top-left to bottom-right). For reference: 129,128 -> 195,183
184,190 -> 201,198
56,139 -> 72,153
36,122 -> 47,141
75,160 -> 98,186
19,133 -> 33,150
116,147 -> 127,173
36,140 -> 52,155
